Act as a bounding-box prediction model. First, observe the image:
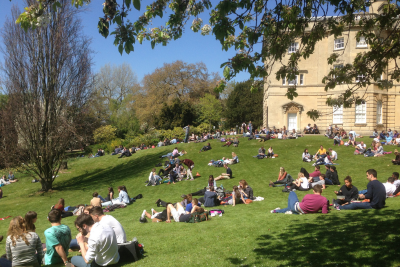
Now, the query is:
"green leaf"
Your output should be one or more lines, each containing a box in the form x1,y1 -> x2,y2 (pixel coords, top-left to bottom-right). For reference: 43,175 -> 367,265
125,0 -> 131,8
126,42 -> 134,53
223,66 -> 230,78
118,44 -> 123,55
133,0 -> 140,11
151,40 -> 155,49
114,15 -> 122,25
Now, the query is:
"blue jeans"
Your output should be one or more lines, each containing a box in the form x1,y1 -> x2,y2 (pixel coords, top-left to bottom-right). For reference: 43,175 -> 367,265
71,256 -> 91,267
276,191 -> 300,214
339,202 -> 372,210
98,195 -> 106,202
324,178 -> 333,185
70,238 -> 79,249
184,133 -> 189,143
161,153 -> 172,158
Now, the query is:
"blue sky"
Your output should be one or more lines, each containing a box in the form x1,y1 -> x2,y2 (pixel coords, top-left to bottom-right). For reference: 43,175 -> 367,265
0,1 -> 254,84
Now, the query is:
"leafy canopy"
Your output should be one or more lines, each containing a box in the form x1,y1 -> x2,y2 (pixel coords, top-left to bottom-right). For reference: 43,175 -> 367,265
13,0 -> 400,119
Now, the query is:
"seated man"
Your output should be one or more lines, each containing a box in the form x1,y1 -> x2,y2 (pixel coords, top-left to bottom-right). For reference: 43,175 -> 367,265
385,133 -> 393,145
168,169 -> 178,184
332,176 -> 358,206
271,185 -> 328,214
202,186 -> 219,207
315,145 -> 326,159
44,210 -> 72,266
214,164 -> 232,180
355,141 -> 366,154
158,163 -> 173,177
253,146 -> 266,159
329,148 -> 338,160
101,186 -> 130,206
111,146 -> 121,156
118,147 -> 131,158
89,207 -> 127,244
185,198 -> 202,214
309,165 -> 322,179
338,169 -> 385,210
147,168 -> 161,186
383,177 -> 396,197
308,173 -> 326,190
71,214 -> 119,267
380,130 -> 386,140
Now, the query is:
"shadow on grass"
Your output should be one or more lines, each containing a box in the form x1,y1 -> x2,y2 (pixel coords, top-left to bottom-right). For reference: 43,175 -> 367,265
53,152 -> 165,192
228,209 -> 400,267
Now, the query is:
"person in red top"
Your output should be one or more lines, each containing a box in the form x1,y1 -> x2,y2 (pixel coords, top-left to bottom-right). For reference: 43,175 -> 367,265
271,185 -> 328,214
182,159 -> 195,180
53,198 -> 73,218
309,165 -> 322,178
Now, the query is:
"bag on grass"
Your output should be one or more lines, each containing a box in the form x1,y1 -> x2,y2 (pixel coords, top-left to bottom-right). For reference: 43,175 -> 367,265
245,199 -> 253,204
187,211 -> 209,223
340,140 -> 344,145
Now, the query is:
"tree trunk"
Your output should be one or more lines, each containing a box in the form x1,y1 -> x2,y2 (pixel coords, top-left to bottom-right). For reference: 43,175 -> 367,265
40,178 -> 53,191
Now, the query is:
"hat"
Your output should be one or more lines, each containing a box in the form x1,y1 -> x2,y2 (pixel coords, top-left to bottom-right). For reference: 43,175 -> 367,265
139,217 -> 148,223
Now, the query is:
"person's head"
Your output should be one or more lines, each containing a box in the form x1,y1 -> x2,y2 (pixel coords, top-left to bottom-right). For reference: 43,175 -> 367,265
279,167 -> 285,175
208,175 -> 214,182
319,174 -> 325,180
298,172 -> 305,178
192,198 -> 198,206
366,169 -> 377,181
56,198 -> 65,207
25,211 -> 37,231
329,148 -> 333,152
84,205 -> 93,215
269,146 -> 272,149
108,187 -> 114,194
392,172 -> 399,180
320,145 -> 323,149
223,163 -> 228,169
9,171 -> 13,175
7,216 -> 28,246
261,146 -> 264,150
344,176 -> 352,187
175,147 -> 178,150
92,192 -> 98,197
232,152 -> 237,157
387,177 -> 395,184
326,151 -> 330,156
304,148 -> 308,153
209,186 -> 214,192
313,184 -> 323,194
233,185 -> 239,195
152,168 -> 156,173
48,209 -> 62,223
118,185 -> 125,192
239,179 -> 248,188
386,133 -> 389,136
89,206 -> 104,222
315,165 -> 320,171
75,214 -> 95,236
186,194 -> 192,203
325,164 -> 330,170
330,165 -> 336,172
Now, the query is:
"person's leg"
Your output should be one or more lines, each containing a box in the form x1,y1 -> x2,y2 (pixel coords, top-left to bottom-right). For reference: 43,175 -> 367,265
98,195 -> 106,202
71,256 -> 91,267
70,238 -> 80,250
275,191 -> 299,213
198,197 -> 205,204
101,201 -> 112,207
191,188 -> 206,196
324,178 -> 333,185
0,258 -> 12,267
339,202 -> 372,210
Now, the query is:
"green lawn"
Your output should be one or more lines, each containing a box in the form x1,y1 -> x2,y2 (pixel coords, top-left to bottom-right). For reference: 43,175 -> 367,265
1,136 -> 399,267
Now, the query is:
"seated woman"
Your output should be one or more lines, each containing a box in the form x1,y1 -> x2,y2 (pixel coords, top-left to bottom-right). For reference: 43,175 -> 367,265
374,143 -> 384,157
332,176 -> 358,207
302,149 -> 312,162
147,168 -> 162,186
221,186 -> 244,206
266,147 -> 274,158
392,150 -> 400,165
239,179 -> 254,202
8,171 -> 18,183
104,187 -> 114,201
329,166 -> 340,185
269,167 -> 288,187
53,198 -> 73,218
333,133 -> 342,146
199,143 -> 212,153
288,129 -> 297,139
347,133 -> 356,147
289,173 -> 309,191
0,175 -> 10,185
314,151 -> 332,166
312,124 -> 320,134
3,216 -> 43,267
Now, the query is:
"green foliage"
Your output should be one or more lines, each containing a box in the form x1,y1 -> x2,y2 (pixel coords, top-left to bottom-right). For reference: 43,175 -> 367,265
224,80 -> 263,128
154,99 -> 197,130
93,125 -> 117,144
197,93 -> 222,131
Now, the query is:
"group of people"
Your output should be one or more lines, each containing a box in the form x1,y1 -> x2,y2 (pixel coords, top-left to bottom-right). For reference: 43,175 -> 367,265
300,145 -> 337,165
0,171 -> 18,186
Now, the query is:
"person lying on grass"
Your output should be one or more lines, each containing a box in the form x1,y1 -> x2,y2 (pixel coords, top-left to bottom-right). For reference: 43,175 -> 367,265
270,184 -> 328,214
214,164 -> 232,180
165,202 -> 206,223
308,173 -> 326,190
332,176 -> 358,206
335,169 -> 385,211
199,142 -> 212,153
223,152 -> 239,165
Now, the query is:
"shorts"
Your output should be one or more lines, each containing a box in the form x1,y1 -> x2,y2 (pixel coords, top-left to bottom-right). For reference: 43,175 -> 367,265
179,214 -> 191,222
171,206 -> 185,222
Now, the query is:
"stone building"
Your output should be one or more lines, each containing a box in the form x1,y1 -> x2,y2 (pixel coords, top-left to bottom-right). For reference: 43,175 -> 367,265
263,0 -> 397,135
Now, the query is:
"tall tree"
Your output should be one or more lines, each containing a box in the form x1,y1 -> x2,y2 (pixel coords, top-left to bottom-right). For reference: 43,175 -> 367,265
134,60 -> 219,126
198,93 -> 223,130
225,80 -> 263,128
14,0 -> 400,118
0,0 -> 93,191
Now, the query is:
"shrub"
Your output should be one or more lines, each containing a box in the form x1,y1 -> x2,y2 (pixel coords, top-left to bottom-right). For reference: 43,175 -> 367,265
93,125 -> 117,144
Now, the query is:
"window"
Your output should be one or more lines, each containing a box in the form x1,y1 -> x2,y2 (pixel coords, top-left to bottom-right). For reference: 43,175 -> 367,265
300,74 -> 304,85
288,42 -> 298,53
356,36 -> 367,48
334,38 -> 344,50
355,101 -> 367,123
282,77 -> 286,85
288,75 -> 298,85
377,101 -> 382,124
356,74 -> 366,82
333,105 -> 343,124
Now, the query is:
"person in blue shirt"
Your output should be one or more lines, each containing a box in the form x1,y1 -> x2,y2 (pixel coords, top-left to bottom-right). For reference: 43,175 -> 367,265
101,186 -> 130,206
185,198 -> 201,213
385,133 -> 393,145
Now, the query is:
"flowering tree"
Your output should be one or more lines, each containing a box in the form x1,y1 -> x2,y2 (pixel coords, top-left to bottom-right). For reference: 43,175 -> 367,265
13,0 -> 400,119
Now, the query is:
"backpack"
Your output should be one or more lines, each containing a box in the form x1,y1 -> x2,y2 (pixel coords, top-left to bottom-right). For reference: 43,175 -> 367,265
118,238 -> 144,263
187,211 -> 209,223
215,187 -> 225,198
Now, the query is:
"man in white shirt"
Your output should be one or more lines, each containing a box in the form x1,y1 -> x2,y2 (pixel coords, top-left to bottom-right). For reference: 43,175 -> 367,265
356,141 -> 366,153
89,207 -> 127,244
71,214 -> 119,267
102,186 -> 130,206
329,148 -> 338,161
383,177 -> 396,197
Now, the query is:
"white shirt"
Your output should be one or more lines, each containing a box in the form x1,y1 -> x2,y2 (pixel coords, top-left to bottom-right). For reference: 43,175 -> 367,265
330,150 -> 337,160
99,215 -> 127,244
85,223 -> 120,266
394,180 -> 400,187
277,133 -> 282,139
383,182 -> 396,197
300,177 -> 309,189
357,144 -> 366,150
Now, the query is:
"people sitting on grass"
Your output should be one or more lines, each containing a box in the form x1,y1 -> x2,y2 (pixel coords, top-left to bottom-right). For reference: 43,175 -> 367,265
392,150 -> 400,165
104,187 -> 114,202
214,164 -> 233,180
89,206 -> 127,244
308,173 -> 326,190
329,166 -> 340,185
329,148 -> 338,161
309,165 -> 322,179
7,171 -> 18,183
266,146 -> 274,158
158,162 -> 174,177
253,146 -> 266,159
302,149 -> 312,162
332,176 -> 358,206
146,168 -> 162,186
111,146 -> 122,155
380,130 -> 386,140
220,186 -> 244,206
314,145 -> 327,160
355,141 -> 366,154
383,177 -> 396,197
239,179 -> 254,202
385,133 -> 393,145
92,148 -> 104,158
289,173 -> 309,191
203,186 -> 220,207
44,210 -> 71,265
24,211 -> 37,232
101,186 -> 130,206
118,147 -> 132,158
199,143 -> 212,153
270,184 -> 328,214
269,167 -> 290,187
333,133 -> 342,146
71,214 -> 120,267
313,151 -> 332,166
336,169 -> 385,210
223,152 -> 239,165
53,198 -> 73,218
4,216 -> 44,267
90,192 -> 102,207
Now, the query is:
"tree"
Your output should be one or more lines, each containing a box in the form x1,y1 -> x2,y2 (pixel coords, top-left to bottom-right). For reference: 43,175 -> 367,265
0,0 -> 93,191
93,125 -> 117,144
225,80 -> 263,129
154,99 -> 197,130
198,93 -> 222,130
13,0 -> 400,119
134,60 -> 219,126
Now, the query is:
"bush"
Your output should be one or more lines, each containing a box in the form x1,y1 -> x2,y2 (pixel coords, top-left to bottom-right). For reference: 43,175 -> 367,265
93,125 -> 117,144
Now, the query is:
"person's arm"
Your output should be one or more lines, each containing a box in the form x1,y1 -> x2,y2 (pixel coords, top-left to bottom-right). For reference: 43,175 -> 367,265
35,235 -> 44,265
5,238 -> 11,260
364,183 -> 373,200
77,233 -> 94,264
322,199 -> 329,214
54,244 -> 68,264
232,194 -> 236,206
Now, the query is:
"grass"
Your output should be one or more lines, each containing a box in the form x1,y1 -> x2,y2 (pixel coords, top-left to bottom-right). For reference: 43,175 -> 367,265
1,135 -> 400,267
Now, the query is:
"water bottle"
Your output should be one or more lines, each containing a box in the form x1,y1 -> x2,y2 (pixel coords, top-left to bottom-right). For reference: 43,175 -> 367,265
220,184 -> 224,189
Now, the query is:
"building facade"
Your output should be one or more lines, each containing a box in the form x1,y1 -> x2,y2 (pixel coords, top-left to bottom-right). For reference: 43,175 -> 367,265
263,0 -> 398,135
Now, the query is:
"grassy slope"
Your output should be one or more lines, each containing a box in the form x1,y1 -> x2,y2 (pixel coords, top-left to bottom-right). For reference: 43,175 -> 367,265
1,136 -> 400,267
